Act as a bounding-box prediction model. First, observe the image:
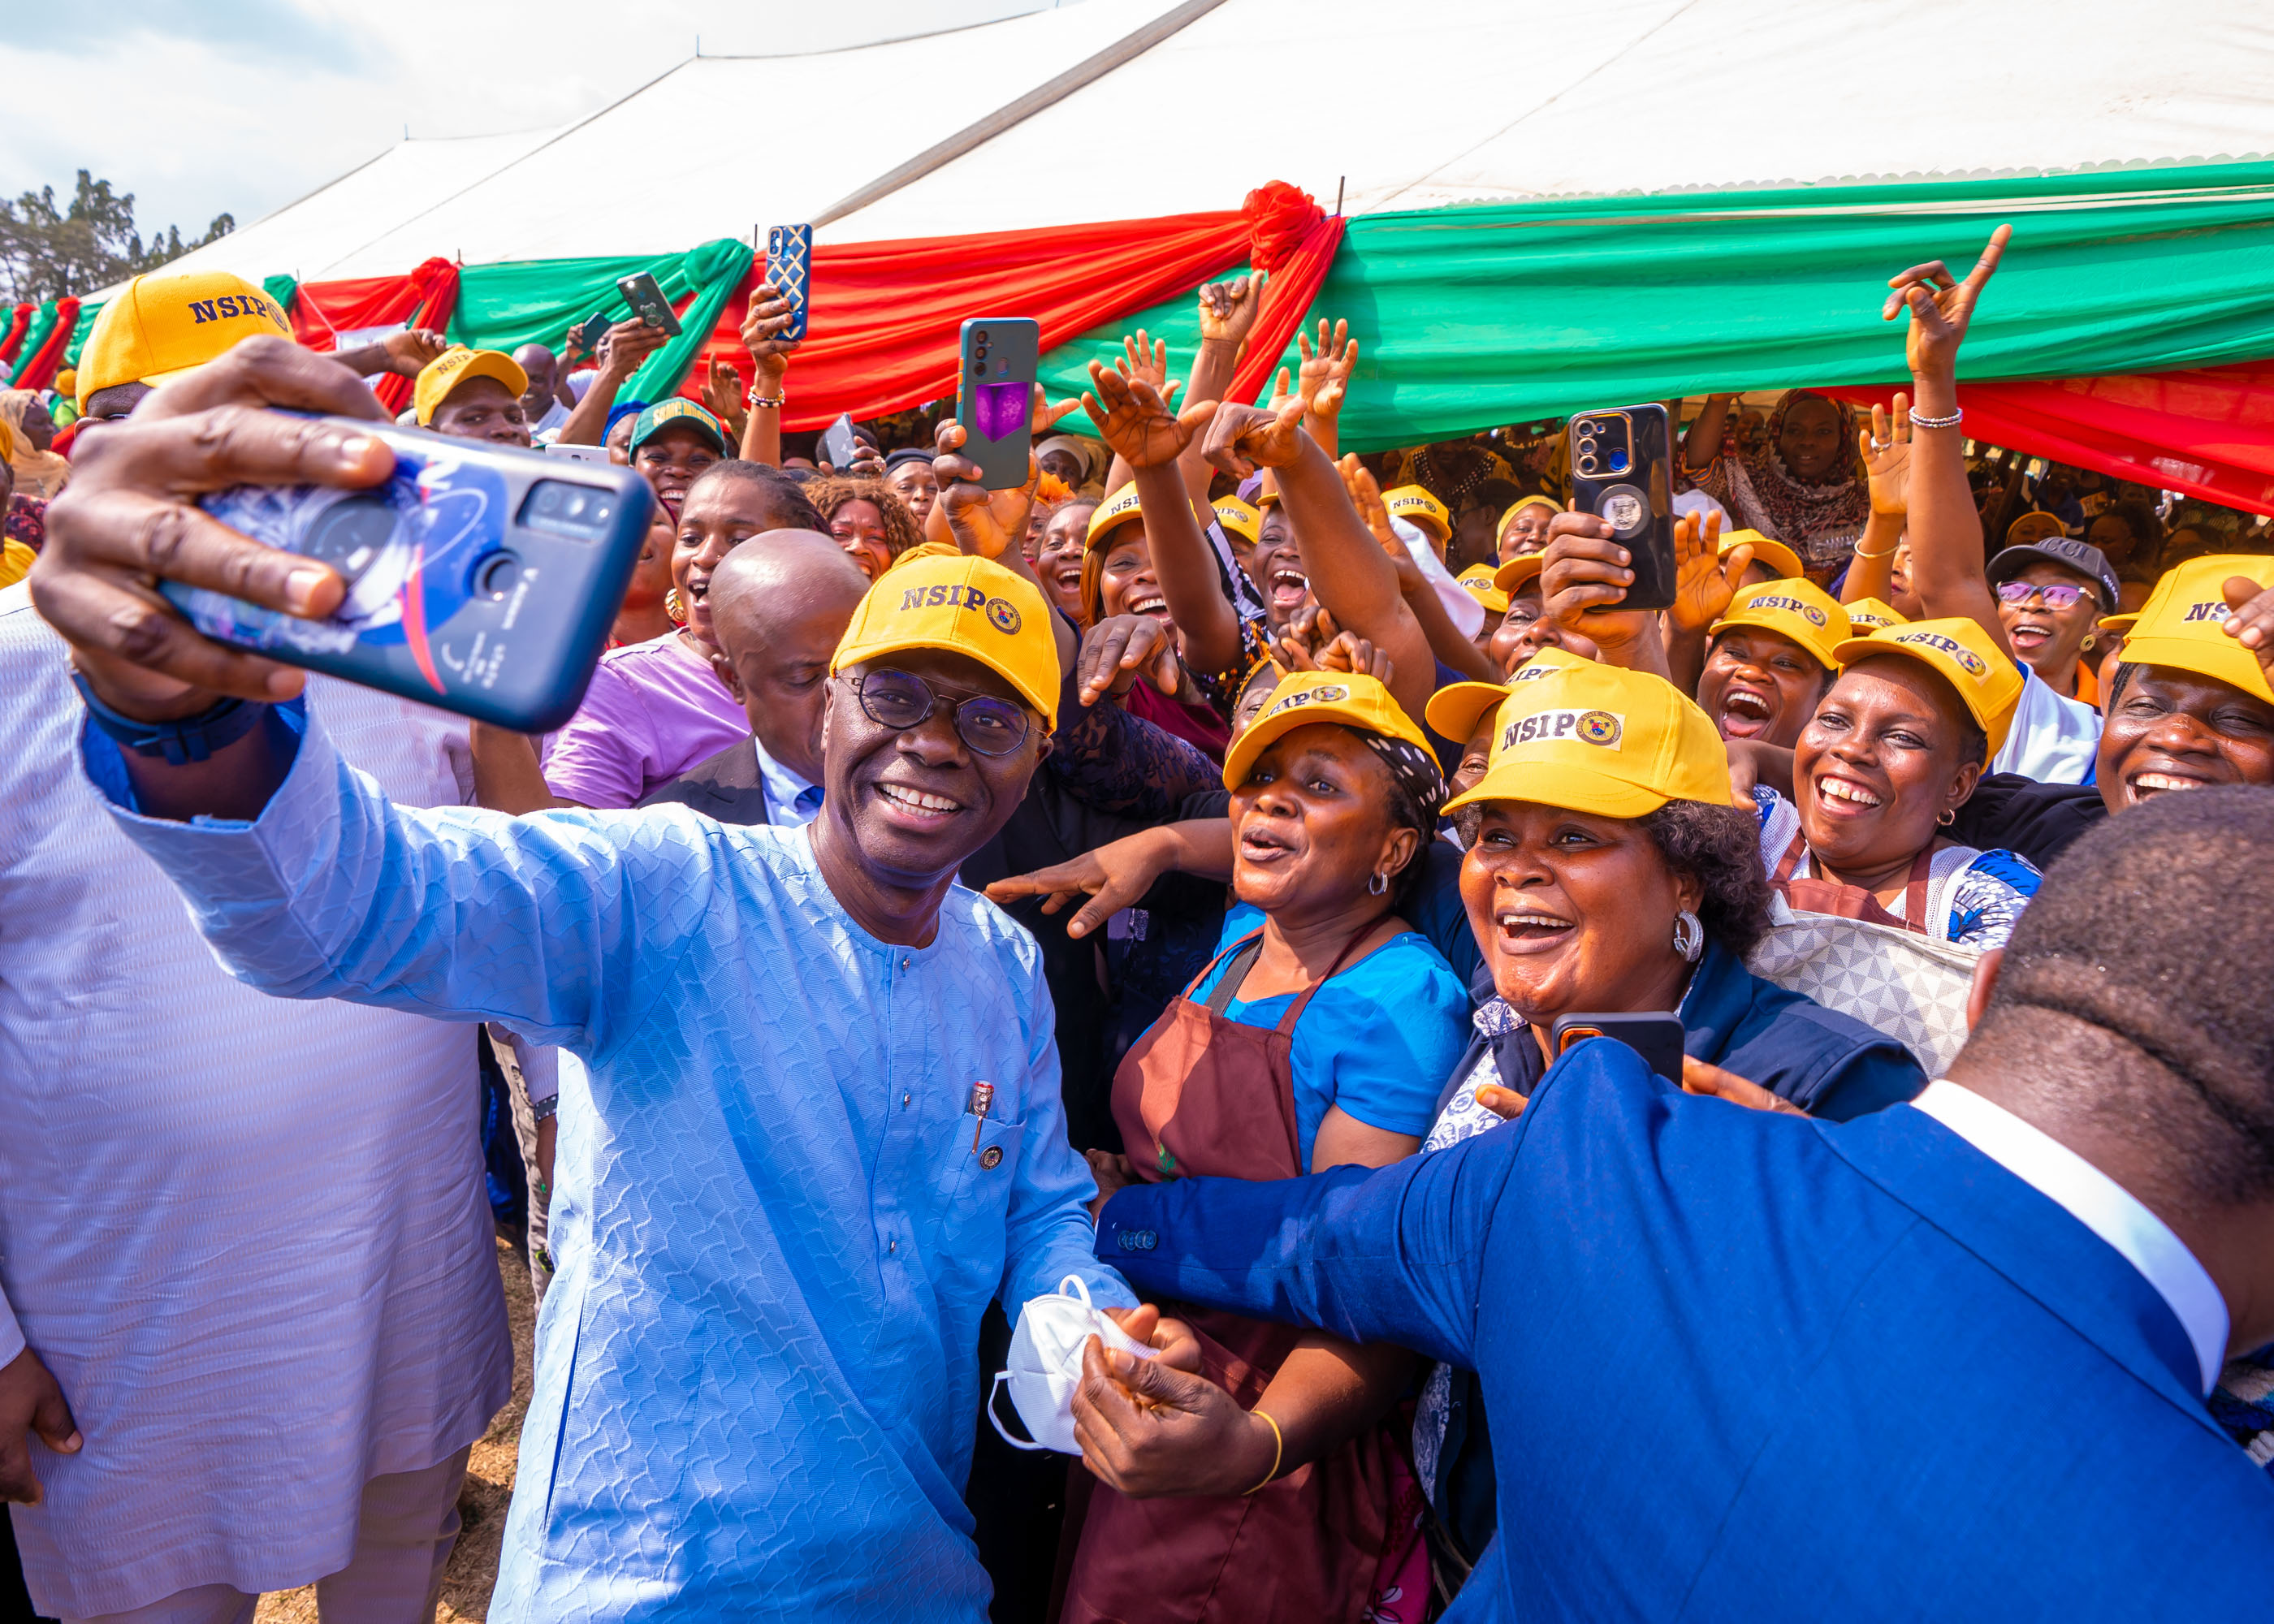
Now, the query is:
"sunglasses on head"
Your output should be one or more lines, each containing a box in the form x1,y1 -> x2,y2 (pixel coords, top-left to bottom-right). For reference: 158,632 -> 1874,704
853,668 -> 1031,756
1996,580 -> 2094,611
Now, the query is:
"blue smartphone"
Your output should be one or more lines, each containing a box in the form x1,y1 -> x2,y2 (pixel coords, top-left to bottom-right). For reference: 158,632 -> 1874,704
166,419 -> 654,732
766,223 -> 812,343
957,317 -> 1039,490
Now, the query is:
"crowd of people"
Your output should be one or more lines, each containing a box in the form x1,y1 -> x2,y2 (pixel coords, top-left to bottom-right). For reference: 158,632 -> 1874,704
3,221 -> 2273,1624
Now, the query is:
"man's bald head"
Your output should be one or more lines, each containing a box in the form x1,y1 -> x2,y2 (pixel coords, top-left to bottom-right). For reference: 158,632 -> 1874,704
512,343 -> 557,417
709,530 -> 872,788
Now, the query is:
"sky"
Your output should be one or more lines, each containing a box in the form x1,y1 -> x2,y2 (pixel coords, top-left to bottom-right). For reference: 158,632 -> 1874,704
0,0 -> 1086,245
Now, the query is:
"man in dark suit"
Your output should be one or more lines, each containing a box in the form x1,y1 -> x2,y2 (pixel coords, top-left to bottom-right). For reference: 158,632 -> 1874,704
1083,786 -> 2274,1619
640,531 -> 867,827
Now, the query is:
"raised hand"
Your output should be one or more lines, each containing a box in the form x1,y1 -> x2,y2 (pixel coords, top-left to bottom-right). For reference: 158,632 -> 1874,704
1199,398 -> 1307,481
1336,453 -> 1424,597
700,356 -> 748,442
1033,381 -> 1082,438
1883,224 -> 2011,382
1197,273 -> 1267,351
2220,576 -> 2274,685
1083,362 -> 1213,471
598,317 -> 668,382
1274,603 -> 1340,671
1667,507 -> 1745,635
379,327 -> 447,377
1118,330 -> 1177,404
1298,318 -> 1357,420
740,283 -> 798,395
1861,393 -> 1913,515
1312,628 -> 1394,685
1538,510 -> 1669,672
930,417 -> 1036,559
1076,613 -> 1182,706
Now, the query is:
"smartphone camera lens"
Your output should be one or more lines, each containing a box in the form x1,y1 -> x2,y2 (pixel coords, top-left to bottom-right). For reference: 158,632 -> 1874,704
974,361 -> 988,375
1609,450 -> 1631,473
475,551 -> 521,602
520,479 -> 618,542
300,492 -> 401,587
975,328 -> 990,343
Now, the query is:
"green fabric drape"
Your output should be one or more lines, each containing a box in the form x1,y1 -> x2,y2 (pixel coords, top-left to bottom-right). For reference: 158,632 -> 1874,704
1043,159 -> 2274,452
451,238 -> 753,402
60,299 -> 103,367
262,274 -> 299,325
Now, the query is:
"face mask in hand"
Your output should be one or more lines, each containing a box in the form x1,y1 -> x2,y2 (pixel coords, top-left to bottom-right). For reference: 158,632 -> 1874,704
988,1274 -> 1153,1454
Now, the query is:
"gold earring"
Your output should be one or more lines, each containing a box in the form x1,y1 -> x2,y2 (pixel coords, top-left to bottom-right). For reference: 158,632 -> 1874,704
2080,633 -> 2096,651
665,587 -> 687,626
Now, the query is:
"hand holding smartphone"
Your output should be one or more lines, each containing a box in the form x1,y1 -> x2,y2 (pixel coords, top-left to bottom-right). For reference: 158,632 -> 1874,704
1567,404 -> 1676,611
615,272 -> 682,337
956,317 -> 1040,491
1550,1011 -> 1686,1085
167,417 -> 653,731
765,224 -> 813,343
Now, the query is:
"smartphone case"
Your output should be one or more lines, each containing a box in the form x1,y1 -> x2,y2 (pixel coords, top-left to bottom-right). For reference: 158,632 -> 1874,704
767,224 -> 813,343
957,317 -> 1039,491
1550,1012 -> 1687,1085
615,272 -> 682,337
167,418 -> 654,732
1568,403 -> 1676,611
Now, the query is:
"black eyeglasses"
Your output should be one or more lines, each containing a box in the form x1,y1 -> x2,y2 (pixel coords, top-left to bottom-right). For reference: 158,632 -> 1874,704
853,668 -> 1031,756
1996,581 -> 2093,611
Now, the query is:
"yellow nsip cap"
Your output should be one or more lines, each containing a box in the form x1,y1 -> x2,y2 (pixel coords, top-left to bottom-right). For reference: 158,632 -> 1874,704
1447,660 -> 1744,818
1718,527 -> 1805,583
76,270 -> 295,409
1498,494 -> 1562,546
1493,550 -> 1547,595
1708,578 -> 1852,672
2116,555 -> 2274,703
1843,596 -> 1909,632
1383,485 -> 1451,547
1831,616 -> 2025,762
1212,495 -> 1260,548
1220,669 -> 1433,794
1086,485 -> 1144,547
831,553 -> 1061,729
414,347 -> 530,426
1455,563 -> 1508,614
1424,646 -> 1586,744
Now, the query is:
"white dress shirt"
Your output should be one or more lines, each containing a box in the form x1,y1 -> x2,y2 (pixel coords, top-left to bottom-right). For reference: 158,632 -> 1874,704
1910,1079 -> 2229,1394
754,735 -> 824,827
0,585 -> 511,1617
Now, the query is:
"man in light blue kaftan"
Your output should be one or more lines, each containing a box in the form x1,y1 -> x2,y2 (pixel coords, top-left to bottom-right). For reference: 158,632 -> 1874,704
48,358 -> 1135,1621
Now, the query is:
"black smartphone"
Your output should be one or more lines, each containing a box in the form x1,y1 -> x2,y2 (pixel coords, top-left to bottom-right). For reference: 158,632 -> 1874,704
766,223 -> 813,343
573,310 -> 612,356
1550,1011 -> 1686,1085
957,316 -> 1039,491
615,271 -> 681,336
169,418 -> 654,732
1567,404 -> 1675,611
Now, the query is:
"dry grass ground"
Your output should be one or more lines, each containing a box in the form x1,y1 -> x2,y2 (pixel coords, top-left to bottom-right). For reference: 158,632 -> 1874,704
253,1237 -> 535,1622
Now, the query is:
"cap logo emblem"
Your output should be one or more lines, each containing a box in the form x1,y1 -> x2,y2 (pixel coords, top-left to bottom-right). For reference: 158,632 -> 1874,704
1894,629 -> 1987,676
1269,683 -> 1350,716
2182,600 -> 2231,624
1509,663 -> 1557,682
985,596 -> 1022,634
1502,707 -> 1624,751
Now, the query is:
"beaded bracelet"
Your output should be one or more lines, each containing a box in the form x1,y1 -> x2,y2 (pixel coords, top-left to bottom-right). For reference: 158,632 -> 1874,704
746,387 -> 786,410
1909,405 -> 1963,431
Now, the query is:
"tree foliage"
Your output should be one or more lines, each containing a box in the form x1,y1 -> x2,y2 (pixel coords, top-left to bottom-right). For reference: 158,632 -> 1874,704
0,171 -> 235,304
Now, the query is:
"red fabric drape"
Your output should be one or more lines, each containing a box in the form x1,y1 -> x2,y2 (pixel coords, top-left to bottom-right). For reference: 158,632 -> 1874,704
696,206 -> 1277,430
1827,363 -> 2274,516
0,303 -> 32,367
292,258 -> 460,414
1225,184 -> 1344,409
12,297 -> 80,392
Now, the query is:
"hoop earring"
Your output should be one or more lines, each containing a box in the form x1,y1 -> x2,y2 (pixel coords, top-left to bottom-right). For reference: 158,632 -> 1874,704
2080,633 -> 2097,652
1368,870 -> 1388,897
1938,808 -> 1956,827
665,586 -> 688,626
1672,909 -> 1704,962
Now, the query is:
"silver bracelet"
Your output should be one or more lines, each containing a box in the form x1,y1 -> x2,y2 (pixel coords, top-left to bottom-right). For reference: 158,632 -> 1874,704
1909,404 -> 1963,430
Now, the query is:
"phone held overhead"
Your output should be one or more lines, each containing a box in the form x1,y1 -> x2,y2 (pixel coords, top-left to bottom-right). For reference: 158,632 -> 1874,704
167,421 -> 653,732
766,223 -> 814,343
957,317 -> 1039,490
615,271 -> 682,338
1570,403 -> 1677,611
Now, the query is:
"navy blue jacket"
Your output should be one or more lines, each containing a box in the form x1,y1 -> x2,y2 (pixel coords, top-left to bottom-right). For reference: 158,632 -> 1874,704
1099,1042 -> 2272,1621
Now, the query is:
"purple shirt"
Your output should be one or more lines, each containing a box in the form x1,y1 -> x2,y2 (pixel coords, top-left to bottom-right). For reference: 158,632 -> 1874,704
543,633 -> 750,808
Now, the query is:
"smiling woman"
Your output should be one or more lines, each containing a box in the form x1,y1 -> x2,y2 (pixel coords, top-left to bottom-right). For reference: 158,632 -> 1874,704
1761,616 -> 2042,948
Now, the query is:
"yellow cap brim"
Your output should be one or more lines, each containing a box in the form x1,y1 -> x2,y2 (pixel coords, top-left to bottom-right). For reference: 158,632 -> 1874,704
1494,553 -> 1546,594
1221,697 -> 1414,792
2116,633 -> 2274,705
1444,756 -> 1675,819
1424,681 -> 1511,745
1831,636 -> 2017,758
1726,537 -> 1805,581
1706,612 -> 1840,671
835,629 -> 1058,732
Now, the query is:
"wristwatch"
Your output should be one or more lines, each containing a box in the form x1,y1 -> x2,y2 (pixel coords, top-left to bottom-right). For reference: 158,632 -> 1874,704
71,672 -> 270,765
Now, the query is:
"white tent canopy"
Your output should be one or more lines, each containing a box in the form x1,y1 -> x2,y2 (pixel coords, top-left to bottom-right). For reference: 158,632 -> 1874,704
149,0 -> 2274,281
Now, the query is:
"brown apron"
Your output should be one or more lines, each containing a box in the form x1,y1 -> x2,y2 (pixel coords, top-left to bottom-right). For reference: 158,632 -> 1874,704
1060,927 -> 1405,1624
1771,831 -> 1933,934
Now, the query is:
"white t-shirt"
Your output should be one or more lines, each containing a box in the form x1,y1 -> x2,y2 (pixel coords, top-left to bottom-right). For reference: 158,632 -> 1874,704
1992,663 -> 2100,784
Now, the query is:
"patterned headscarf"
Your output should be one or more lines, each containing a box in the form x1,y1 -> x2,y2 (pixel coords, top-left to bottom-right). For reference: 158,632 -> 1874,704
1359,731 -> 1448,828
1695,390 -> 1869,572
